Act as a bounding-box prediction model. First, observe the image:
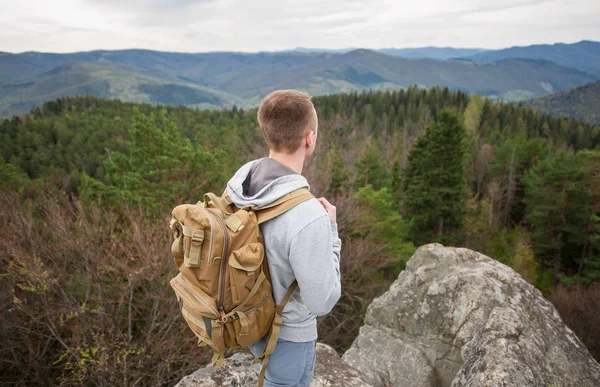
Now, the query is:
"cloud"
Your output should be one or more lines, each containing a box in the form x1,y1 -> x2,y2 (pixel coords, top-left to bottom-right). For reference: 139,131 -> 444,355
441,0 -> 551,17
21,17 -> 106,34
0,0 -> 599,53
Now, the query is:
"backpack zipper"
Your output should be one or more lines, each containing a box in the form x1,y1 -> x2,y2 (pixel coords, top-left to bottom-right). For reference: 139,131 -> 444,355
205,209 -> 231,315
173,275 -> 219,316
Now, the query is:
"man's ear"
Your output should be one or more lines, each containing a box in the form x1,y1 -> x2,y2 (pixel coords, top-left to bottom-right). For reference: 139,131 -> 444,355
305,130 -> 314,148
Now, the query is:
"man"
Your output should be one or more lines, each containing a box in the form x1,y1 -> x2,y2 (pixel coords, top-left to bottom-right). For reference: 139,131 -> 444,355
225,89 -> 342,386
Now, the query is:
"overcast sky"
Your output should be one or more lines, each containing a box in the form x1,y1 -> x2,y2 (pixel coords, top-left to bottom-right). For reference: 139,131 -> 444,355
2,0 -> 599,53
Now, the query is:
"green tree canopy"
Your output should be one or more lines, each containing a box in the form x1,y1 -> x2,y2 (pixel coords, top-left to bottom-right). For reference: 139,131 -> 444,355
403,109 -> 469,246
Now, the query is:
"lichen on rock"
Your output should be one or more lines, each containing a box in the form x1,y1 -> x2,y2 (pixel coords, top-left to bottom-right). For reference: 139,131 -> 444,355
176,244 -> 600,386
175,343 -> 371,387
343,243 -> 600,387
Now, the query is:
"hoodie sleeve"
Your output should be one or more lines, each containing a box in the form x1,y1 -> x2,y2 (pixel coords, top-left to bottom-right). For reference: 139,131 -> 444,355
288,215 -> 341,316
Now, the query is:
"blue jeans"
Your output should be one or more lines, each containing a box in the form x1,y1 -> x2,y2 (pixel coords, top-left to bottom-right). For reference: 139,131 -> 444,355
249,338 -> 317,387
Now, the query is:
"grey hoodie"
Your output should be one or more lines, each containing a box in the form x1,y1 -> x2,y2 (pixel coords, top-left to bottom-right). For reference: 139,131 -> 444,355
226,158 -> 342,342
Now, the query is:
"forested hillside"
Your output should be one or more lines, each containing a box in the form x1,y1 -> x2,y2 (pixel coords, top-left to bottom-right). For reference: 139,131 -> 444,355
2,48 -> 599,117
0,61 -> 227,117
526,81 -> 600,126
1,89 -> 599,385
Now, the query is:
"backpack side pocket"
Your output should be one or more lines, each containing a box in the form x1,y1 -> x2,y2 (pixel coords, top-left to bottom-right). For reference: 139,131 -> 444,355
228,242 -> 265,306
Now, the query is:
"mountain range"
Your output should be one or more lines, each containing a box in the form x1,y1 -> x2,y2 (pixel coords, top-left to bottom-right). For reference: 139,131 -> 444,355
526,81 -> 600,126
288,47 -> 488,59
1,40 -> 599,118
288,41 -> 600,72
463,40 -> 600,73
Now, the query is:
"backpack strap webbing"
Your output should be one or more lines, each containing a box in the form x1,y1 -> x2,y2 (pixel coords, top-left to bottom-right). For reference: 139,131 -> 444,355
256,188 -> 314,224
256,280 -> 298,387
203,192 -> 232,217
221,187 -> 313,224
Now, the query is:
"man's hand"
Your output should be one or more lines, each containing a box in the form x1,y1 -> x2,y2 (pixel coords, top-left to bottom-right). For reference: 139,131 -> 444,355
317,197 -> 337,225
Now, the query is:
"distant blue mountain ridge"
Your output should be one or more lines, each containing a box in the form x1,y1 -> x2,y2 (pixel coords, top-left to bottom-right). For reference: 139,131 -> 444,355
1,40 -> 599,117
463,40 -> 600,73
284,46 -> 488,59
284,40 -> 600,71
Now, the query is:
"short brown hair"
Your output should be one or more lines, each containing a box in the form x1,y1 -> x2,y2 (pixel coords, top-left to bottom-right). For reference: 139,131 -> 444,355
257,90 -> 317,153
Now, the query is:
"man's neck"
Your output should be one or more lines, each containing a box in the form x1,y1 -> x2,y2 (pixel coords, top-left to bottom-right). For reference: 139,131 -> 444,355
268,149 -> 305,174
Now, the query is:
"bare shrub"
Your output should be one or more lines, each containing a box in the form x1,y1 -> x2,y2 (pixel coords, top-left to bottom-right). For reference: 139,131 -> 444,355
0,189 -> 209,386
548,284 -> 600,362
317,192 -> 402,352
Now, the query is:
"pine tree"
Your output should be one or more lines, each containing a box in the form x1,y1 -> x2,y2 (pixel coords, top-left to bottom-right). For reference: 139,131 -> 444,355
575,150 -> 600,284
522,150 -> 589,285
584,214 -> 600,284
390,159 -> 402,209
99,108 -> 226,212
492,135 -> 545,226
327,148 -> 350,197
354,142 -> 390,191
354,185 -> 414,260
403,109 -> 469,246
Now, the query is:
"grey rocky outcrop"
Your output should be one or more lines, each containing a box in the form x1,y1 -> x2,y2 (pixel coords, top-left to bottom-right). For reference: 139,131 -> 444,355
342,243 -> 600,387
176,343 -> 371,387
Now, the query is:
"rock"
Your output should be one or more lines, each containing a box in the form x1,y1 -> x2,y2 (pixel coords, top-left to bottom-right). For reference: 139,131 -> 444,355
176,343 -> 371,387
343,243 -> 600,387
312,343 -> 372,387
176,352 -> 259,387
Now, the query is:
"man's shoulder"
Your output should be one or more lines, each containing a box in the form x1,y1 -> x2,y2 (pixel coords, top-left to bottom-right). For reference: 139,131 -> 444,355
288,197 -> 327,220
263,197 -> 328,235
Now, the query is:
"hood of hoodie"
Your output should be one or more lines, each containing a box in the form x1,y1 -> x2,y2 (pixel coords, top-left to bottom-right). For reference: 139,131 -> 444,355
226,158 -> 310,209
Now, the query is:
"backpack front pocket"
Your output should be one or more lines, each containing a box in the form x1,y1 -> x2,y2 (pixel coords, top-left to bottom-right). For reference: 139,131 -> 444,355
227,295 -> 275,347
228,242 -> 265,306
170,273 -> 224,349
170,274 -> 219,317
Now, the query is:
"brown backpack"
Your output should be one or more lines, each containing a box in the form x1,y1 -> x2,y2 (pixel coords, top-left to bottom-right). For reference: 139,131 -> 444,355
169,188 -> 313,386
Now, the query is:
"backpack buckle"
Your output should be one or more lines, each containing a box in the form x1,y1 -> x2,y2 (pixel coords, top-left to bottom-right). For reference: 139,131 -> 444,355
191,229 -> 205,244
186,229 -> 204,268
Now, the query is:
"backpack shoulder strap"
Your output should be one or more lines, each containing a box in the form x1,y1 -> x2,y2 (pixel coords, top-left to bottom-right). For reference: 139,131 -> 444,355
256,188 -> 314,224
